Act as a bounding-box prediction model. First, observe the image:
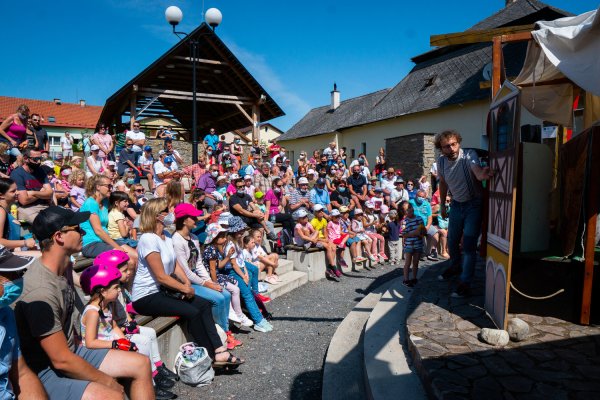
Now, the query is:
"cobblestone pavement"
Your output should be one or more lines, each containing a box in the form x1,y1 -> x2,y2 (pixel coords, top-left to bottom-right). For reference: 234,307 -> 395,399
406,260 -> 600,400
170,261 -> 408,400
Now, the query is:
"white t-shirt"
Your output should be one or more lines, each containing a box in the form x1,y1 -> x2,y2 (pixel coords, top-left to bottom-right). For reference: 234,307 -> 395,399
380,177 -> 396,193
132,232 -> 176,302
242,249 -> 255,264
225,241 -> 245,269
391,188 -> 409,204
126,130 -> 146,152
60,136 -> 73,150
153,161 -> 170,186
138,154 -> 154,168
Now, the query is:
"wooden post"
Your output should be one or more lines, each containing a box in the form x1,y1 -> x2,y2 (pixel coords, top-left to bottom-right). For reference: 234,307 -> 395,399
492,37 -> 503,98
129,85 -> 138,130
581,146 -> 599,325
252,104 -> 260,143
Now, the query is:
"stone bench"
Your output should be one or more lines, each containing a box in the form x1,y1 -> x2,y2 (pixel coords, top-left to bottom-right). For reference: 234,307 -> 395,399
286,245 -> 326,281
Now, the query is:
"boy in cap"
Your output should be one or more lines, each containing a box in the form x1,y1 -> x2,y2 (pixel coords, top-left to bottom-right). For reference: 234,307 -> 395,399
309,205 -> 337,277
0,246 -> 46,398
15,207 -> 154,399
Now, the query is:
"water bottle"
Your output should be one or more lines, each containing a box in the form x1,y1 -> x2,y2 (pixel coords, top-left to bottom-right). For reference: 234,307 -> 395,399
270,214 -> 276,223
10,204 -> 18,219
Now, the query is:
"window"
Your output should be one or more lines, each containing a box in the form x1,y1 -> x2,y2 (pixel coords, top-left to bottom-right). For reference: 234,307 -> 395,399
48,116 -> 56,123
289,151 -> 295,167
351,149 -> 355,159
50,136 -> 62,147
361,142 -> 366,156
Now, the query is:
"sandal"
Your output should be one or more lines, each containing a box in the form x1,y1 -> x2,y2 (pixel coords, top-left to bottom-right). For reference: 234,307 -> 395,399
212,350 -> 245,368
265,275 -> 278,285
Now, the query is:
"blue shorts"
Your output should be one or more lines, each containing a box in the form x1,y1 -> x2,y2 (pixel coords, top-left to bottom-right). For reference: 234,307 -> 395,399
404,244 -> 423,254
346,236 -> 360,245
82,242 -> 114,258
38,347 -> 108,400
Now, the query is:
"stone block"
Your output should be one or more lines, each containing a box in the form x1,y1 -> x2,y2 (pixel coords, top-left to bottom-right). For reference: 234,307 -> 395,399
507,317 -> 530,342
479,328 -> 509,346
287,249 -> 326,281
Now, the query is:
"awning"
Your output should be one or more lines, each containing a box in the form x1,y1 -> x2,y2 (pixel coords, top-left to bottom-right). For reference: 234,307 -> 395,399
513,7 -> 600,127
98,23 -> 284,137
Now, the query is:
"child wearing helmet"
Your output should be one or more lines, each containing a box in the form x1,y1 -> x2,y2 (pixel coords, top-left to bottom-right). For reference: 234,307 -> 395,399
92,250 -> 180,393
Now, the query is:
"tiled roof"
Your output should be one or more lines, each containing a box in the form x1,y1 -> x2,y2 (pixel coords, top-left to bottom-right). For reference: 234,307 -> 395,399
278,89 -> 390,141
279,0 -> 571,142
0,96 -> 103,129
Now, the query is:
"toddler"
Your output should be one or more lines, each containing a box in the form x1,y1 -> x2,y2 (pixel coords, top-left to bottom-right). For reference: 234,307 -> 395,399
401,204 -> 425,287
68,169 -> 86,211
107,191 -> 137,248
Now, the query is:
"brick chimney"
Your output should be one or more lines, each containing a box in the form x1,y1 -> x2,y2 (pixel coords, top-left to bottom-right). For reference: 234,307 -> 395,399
79,99 -> 86,107
53,98 -> 61,105
505,0 -> 517,6
330,83 -> 340,111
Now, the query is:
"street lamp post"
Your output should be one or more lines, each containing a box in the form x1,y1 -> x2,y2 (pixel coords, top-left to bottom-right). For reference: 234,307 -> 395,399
165,6 -> 222,165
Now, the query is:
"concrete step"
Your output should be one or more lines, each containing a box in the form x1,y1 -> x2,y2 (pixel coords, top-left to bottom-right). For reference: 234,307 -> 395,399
322,280 -> 394,400
363,273 -> 427,400
258,258 -> 294,281
264,270 -> 308,300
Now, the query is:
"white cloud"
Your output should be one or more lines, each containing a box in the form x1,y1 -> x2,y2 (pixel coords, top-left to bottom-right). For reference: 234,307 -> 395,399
226,41 -> 311,123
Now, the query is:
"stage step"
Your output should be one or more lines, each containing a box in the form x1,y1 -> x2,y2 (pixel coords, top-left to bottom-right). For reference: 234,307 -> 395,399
264,270 -> 309,300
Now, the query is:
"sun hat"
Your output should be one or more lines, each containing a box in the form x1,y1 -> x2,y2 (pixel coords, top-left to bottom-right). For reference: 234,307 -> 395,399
216,175 -> 227,182
297,177 -> 309,185
90,145 -> 100,151
307,169 -> 316,175
0,245 -> 34,272
330,209 -> 341,217
174,203 -> 203,220
365,201 -> 375,209
370,176 -> 378,181
228,216 -> 248,233
313,204 -> 324,212
395,178 -> 405,184
339,206 -> 349,213
32,206 -> 91,242
204,223 -> 228,244
244,175 -> 253,180
293,209 -> 308,219
218,212 -> 232,226
229,174 -> 240,180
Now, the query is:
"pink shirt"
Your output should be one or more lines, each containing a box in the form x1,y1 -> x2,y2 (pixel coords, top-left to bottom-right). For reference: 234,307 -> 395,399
327,220 -> 342,240
92,133 -> 113,158
293,222 -> 315,245
264,189 -> 281,215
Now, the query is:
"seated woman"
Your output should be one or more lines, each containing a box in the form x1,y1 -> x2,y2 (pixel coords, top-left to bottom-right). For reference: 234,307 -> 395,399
172,203 -> 250,350
264,178 -> 294,234
131,198 -> 244,368
79,174 -> 137,270
0,177 -> 39,256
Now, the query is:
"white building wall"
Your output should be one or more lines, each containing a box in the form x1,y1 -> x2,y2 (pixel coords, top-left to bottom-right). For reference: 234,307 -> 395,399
280,100 -> 542,167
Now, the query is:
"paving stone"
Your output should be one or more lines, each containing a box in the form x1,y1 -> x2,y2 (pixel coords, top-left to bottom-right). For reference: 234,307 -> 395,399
497,351 -> 536,369
538,359 -> 571,372
418,313 -> 441,322
428,329 -> 461,338
446,361 -> 462,370
431,379 -> 469,398
419,340 -> 448,355
481,356 -> 517,376
525,349 -> 556,362
562,380 -> 600,392
523,368 -> 579,383
535,324 -> 566,336
445,345 -> 472,354
427,334 -> 466,346
574,392 -> 600,400
576,365 -> 600,380
426,321 -> 457,330
543,317 -> 566,325
570,341 -> 598,356
515,314 -> 543,324
457,365 -> 487,380
500,376 -> 534,393
554,348 -> 590,364
473,377 -> 503,400
537,333 -> 565,343
421,359 -> 446,371
533,383 -> 568,400
430,369 -> 470,388
448,354 -> 479,367
456,319 -> 478,331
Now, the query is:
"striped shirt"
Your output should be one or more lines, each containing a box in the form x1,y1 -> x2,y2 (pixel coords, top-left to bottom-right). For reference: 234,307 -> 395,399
401,216 -> 423,248
438,148 -> 482,202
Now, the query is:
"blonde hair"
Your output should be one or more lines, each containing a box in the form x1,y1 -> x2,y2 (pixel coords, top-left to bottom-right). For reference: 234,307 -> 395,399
68,169 -> 86,187
139,197 -> 168,233
165,180 -> 182,210
0,143 -> 9,154
85,174 -> 110,197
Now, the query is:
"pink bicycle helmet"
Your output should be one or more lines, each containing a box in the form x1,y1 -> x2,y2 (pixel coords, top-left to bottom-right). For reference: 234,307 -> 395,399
93,250 -> 130,270
80,265 -> 122,295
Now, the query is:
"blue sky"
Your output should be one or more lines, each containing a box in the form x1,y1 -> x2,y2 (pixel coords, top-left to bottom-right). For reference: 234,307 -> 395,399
1,0 -> 597,131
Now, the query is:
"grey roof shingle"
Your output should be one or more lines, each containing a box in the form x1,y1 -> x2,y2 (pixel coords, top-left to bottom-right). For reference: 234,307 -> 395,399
278,0 -> 571,142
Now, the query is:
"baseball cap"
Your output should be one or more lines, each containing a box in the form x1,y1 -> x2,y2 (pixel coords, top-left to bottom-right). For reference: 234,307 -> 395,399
244,175 -> 253,180
339,206 -> 349,213
0,245 -> 34,272
55,153 -> 64,160
255,191 -> 264,199
41,165 -> 55,175
307,169 -> 316,175
297,177 -> 309,185
374,187 -> 383,193
164,156 -> 174,164
107,160 -> 116,166
330,209 -> 341,217
313,204 -> 324,212
293,209 -> 308,219
144,145 -> 152,152
365,201 -> 375,209
174,203 -> 203,220
158,150 -> 166,156
316,178 -> 326,185
90,145 -> 100,151
216,175 -> 227,182
229,174 -> 240,180
354,208 -> 364,215
395,178 -> 405,184
358,158 -> 365,165
32,206 -> 90,242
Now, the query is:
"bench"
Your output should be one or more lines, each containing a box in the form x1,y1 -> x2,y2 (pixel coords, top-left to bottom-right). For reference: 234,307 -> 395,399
286,245 -> 326,281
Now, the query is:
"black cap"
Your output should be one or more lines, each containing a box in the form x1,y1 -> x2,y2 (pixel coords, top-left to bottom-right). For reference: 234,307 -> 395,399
0,245 -> 34,272
32,206 -> 91,242
316,177 -> 326,185
41,165 -> 55,175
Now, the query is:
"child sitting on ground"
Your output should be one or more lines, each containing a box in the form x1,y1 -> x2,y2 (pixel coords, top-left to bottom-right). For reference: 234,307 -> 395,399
80,261 -> 177,399
107,191 -> 138,248
401,203 -> 425,287
243,229 -> 280,284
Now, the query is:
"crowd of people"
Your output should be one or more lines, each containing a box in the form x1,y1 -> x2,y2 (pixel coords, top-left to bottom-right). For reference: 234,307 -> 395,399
1,102 -> 492,399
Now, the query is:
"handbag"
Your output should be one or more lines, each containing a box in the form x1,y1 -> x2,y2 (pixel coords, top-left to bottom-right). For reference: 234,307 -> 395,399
173,342 -> 214,387
159,274 -> 186,300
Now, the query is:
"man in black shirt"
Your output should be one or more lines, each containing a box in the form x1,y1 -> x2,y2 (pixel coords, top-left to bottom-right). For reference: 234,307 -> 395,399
228,180 -> 265,230
330,180 -> 356,211
30,114 -> 49,152
346,165 -> 368,209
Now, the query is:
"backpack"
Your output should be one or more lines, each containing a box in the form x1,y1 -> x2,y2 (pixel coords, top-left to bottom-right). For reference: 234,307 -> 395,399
275,228 -> 293,255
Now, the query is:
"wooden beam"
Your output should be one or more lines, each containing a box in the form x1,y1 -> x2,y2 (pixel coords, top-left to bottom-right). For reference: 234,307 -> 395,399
172,56 -> 229,66
501,32 -> 533,43
139,92 -> 252,106
139,88 -> 253,102
129,88 -> 137,129
480,77 -> 517,89
581,151 -> 600,325
135,95 -> 160,118
492,37 -> 502,98
252,104 -> 260,143
235,104 -> 253,124
232,129 -> 251,143
430,24 -> 534,46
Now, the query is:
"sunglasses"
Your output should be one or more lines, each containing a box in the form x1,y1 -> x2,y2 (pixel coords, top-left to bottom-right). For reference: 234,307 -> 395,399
29,157 -> 42,162
32,119 -> 40,122
135,189 -> 144,193
60,225 -> 85,235
98,183 -> 113,190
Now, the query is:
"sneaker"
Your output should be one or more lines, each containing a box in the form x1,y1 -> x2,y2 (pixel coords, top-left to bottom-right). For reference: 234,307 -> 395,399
157,364 -> 179,381
325,269 -> 338,280
427,250 -> 439,261
420,256 -> 426,262
339,258 -> 348,267
437,266 -> 461,281
379,253 -> 388,261
257,282 -> 269,293
254,319 -> 271,332
451,283 -> 471,298
264,320 -> 274,331
369,254 -> 379,262
226,331 -> 242,349
257,293 -> 271,304
228,308 -> 241,323
378,255 -> 386,264
402,280 -> 414,288
154,373 -> 175,389
238,313 -> 254,327
354,256 -> 367,263
334,268 -> 342,277
155,386 -> 177,400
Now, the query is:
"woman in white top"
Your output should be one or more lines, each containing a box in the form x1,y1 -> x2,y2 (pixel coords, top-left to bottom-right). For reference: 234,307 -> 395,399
131,197 -> 244,368
86,145 -> 105,177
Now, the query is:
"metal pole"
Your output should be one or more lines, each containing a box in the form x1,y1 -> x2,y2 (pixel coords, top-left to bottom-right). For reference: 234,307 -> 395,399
191,40 -> 198,164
